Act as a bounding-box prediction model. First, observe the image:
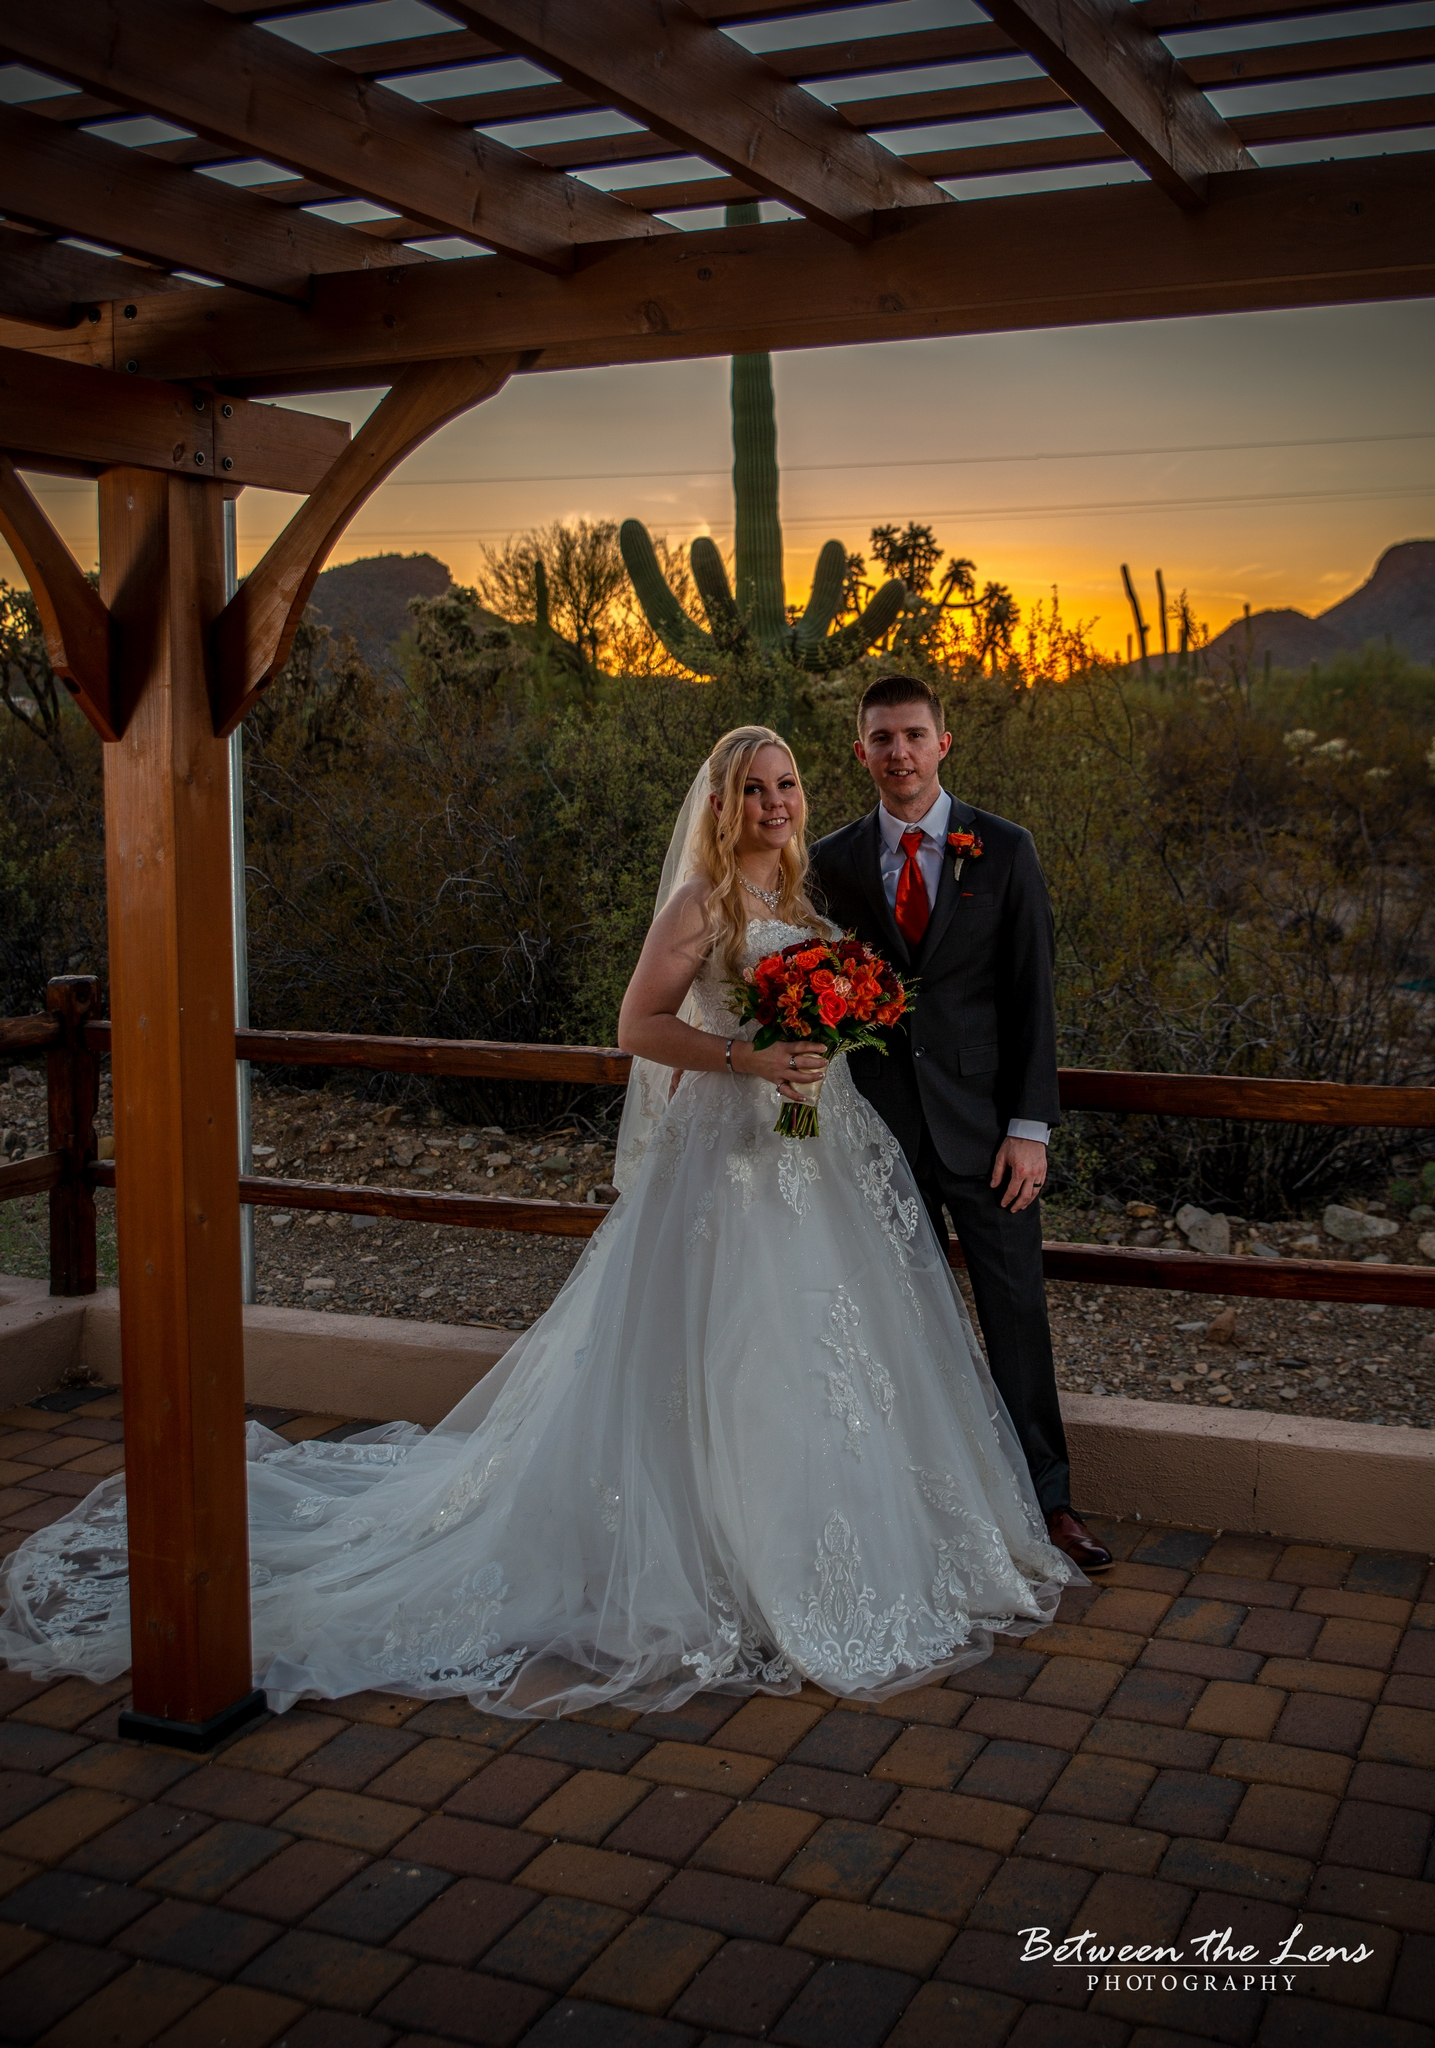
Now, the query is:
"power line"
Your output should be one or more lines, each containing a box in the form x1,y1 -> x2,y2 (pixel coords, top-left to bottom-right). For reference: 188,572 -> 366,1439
342,427 -> 1435,490
21,480 -> 1435,555
224,479 -> 1435,547
22,429 -> 1433,500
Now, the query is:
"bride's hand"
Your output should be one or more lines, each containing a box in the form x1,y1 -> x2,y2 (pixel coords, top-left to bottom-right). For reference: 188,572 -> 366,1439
734,1039 -> 829,1101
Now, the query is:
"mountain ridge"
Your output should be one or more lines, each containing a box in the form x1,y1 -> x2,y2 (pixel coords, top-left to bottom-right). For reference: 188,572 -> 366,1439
1204,540 -> 1435,669
306,551 -> 453,676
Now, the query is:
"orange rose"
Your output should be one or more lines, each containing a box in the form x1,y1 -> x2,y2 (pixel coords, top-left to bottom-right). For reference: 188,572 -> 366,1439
817,991 -> 848,1027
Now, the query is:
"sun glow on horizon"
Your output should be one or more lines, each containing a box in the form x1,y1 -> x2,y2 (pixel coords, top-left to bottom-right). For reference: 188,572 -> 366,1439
5,301 -> 1433,665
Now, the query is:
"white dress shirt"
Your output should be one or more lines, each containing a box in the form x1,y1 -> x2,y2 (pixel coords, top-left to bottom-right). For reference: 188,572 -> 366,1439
878,794 -> 1050,1149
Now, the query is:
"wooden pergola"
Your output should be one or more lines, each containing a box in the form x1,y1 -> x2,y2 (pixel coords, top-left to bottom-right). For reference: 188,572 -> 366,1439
0,0 -> 1430,1749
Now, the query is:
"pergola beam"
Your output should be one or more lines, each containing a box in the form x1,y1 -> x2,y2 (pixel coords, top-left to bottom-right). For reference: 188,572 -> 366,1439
4,19 -> 1424,198
109,154 -> 1435,393
0,105 -> 428,303
0,228 -> 192,333
977,0 -> 1254,207
0,0 -> 672,273
901,91 -> 1435,189
447,0 -> 947,240
0,346 -> 350,492
224,0 -> 1375,89
407,23 -> 1435,141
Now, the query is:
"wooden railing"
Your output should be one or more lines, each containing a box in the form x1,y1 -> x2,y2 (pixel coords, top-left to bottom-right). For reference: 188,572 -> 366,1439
5,980 -> 1435,1308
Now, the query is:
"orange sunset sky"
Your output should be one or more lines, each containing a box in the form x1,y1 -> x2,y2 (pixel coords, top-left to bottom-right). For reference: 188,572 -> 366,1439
8,295 -> 1435,657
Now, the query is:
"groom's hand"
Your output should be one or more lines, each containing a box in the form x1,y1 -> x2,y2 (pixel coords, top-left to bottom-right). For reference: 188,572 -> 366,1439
991,1137 -> 1047,1213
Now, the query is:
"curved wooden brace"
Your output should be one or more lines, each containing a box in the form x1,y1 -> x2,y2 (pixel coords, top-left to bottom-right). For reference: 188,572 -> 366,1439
211,353 -> 521,736
0,452 -> 116,739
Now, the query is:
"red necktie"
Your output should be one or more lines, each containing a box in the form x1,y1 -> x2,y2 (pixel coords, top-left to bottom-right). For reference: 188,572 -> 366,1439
894,829 -> 930,944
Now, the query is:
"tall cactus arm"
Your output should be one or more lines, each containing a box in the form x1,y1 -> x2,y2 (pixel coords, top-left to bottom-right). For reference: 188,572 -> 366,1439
690,536 -> 745,648
794,539 -> 848,649
796,577 -> 907,674
731,352 -> 788,651
619,518 -> 720,674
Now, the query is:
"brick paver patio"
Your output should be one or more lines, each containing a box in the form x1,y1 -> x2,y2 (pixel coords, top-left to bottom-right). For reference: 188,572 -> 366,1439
1,1389 -> 1433,2048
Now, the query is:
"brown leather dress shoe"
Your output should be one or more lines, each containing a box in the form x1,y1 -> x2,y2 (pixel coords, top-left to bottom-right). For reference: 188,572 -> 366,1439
1046,1508 -> 1113,1573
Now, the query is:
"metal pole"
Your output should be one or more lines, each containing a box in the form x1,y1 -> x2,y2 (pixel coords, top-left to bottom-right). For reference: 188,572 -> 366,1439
224,499 -> 255,1305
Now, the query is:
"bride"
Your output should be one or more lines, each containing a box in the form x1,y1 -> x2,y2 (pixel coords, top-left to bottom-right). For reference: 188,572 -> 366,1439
0,725 -> 1074,1715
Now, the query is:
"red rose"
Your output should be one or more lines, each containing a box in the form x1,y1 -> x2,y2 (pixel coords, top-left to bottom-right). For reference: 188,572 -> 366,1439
817,991 -> 848,1027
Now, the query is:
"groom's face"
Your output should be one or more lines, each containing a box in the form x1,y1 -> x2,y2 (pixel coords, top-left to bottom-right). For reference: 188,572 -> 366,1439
854,702 -> 952,817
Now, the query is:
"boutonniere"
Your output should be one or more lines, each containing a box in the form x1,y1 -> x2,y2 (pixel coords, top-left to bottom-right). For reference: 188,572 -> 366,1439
947,828 -> 983,877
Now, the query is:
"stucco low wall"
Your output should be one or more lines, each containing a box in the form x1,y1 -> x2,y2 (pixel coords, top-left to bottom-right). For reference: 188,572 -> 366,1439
1061,1392 -> 1435,1554
0,1273 -> 510,1426
0,1277 -> 91,1410
4,1274 -> 1432,1551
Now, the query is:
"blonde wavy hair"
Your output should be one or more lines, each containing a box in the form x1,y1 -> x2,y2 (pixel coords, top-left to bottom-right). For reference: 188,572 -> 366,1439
692,726 -> 820,977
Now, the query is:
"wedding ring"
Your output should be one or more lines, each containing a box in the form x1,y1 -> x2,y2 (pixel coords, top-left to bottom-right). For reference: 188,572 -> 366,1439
788,1053 -> 797,1070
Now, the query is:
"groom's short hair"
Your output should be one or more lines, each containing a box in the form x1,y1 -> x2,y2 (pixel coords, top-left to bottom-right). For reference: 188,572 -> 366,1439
857,674 -> 945,736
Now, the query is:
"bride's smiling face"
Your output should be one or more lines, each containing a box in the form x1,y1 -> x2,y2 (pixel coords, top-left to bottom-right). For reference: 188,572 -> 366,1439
715,743 -> 803,859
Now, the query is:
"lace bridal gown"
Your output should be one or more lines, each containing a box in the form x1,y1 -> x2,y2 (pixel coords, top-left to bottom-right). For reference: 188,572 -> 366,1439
0,919 -> 1074,1715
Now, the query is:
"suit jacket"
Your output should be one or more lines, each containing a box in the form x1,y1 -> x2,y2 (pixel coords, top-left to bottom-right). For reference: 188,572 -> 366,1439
809,795 -> 1060,1178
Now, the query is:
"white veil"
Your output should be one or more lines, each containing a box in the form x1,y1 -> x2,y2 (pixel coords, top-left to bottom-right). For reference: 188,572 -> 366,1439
612,756 -> 712,1192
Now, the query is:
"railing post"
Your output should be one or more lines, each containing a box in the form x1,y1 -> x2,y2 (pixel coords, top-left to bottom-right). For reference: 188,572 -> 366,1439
45,974 -> 99,1298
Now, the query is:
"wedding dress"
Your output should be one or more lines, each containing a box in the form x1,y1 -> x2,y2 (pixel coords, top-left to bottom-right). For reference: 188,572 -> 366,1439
0,919 -> 1074,1715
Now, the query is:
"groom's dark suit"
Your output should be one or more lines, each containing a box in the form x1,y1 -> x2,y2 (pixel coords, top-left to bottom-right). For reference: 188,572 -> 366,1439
810,794 -> 1071,1514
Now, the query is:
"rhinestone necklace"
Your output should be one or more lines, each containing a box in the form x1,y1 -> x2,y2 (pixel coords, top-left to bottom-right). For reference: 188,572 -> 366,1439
739,875 -> 782,909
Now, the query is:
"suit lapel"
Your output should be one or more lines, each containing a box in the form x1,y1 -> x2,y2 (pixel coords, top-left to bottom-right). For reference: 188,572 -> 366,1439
915,793 -> 975,966
852,808 -> 910,968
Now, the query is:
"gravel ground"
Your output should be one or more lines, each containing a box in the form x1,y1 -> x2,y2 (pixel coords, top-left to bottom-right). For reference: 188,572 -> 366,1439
1040,1199 -> 1435,1432
243,1086 -> 1435,1431
3,1067 -> 1433,1428
242,1080 -> 609,1328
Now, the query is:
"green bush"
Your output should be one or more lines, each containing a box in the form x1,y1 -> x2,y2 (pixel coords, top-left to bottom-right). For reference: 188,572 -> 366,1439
4,561 -> 1432,1211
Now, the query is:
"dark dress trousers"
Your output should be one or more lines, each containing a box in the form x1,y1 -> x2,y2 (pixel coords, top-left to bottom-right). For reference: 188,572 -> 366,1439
809,796 -> 1071,1514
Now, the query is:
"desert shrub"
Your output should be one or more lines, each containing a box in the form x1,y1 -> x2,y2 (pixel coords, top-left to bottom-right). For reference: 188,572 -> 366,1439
239,615 -> 777,1126
4,554 -> 1432,1208
789,644 -> 1435,1211
0,584 -> 107,1024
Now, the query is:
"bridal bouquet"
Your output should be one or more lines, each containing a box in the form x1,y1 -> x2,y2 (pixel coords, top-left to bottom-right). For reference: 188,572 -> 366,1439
730,936 -> 912,1138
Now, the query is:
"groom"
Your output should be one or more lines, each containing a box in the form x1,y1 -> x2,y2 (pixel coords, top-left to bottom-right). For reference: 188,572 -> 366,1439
811,674 -> 1111,1573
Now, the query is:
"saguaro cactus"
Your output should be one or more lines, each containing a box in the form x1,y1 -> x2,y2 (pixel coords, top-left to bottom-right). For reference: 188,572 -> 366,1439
730,350 -> 787,651
621,207 -> 905,682
620,522 -> 904,681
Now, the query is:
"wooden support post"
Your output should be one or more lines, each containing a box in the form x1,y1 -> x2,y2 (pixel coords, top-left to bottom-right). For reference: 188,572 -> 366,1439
44,975 -> 99,1297
100,469 -> 262,1751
